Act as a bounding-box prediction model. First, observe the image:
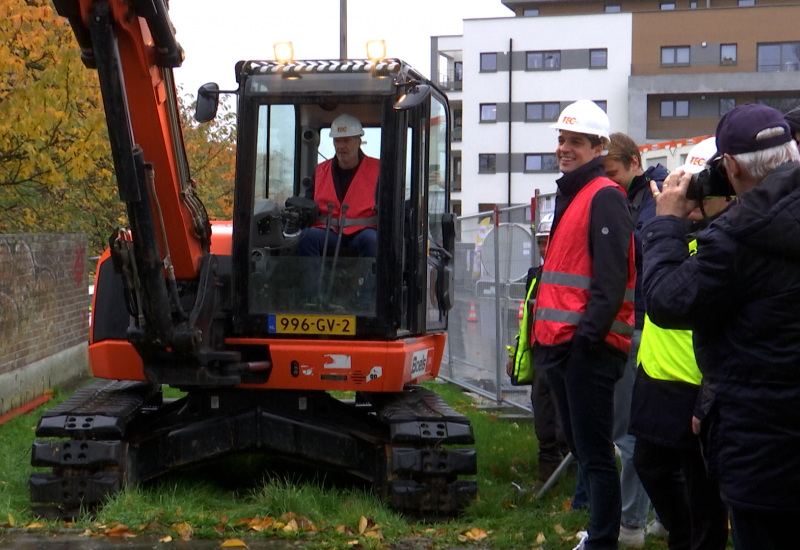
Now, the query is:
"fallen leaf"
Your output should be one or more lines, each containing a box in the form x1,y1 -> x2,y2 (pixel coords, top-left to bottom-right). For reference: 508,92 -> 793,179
335,524 -> 348,534
358,515 -> 368,534
172,521 -> 193,541
536,531 -> 546,543
26,522 -> 45,529
364,530 -> 383,540
104,524 -> 136,538
553,524 -> 566,535
282,519 -> 299,532
462,527 -> 488,541
244,517 -> 275,532
221,539 -> 248,548
159,535 -> 173,543
7,514 -> 14,527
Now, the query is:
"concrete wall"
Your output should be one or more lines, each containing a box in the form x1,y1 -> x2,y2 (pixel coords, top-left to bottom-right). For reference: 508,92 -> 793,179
0,234 -> 89,414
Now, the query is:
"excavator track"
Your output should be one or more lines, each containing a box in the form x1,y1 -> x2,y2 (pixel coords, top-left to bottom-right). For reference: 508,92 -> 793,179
30,380 -> 476,519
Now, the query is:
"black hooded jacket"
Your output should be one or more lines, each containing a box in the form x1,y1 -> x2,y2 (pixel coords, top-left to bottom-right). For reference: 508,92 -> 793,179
642,161 -> 800,512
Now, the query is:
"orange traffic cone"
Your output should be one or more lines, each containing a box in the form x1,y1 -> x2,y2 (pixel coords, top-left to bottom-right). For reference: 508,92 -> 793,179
518,300 -> 525,320
467,302 -> 478,323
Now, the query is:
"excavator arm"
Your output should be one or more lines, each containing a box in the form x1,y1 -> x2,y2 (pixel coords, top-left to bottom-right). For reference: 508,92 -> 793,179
54,0 -> 227,364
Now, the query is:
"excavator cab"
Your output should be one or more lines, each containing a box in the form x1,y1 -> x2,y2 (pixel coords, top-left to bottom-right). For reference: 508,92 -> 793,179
223,60 -> 454,340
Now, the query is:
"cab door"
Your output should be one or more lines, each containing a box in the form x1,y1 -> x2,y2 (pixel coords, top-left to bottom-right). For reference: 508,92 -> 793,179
403,91 -> 453,335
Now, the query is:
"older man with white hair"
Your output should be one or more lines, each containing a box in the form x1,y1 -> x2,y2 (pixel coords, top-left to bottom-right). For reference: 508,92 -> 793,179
642,103 -> 800,550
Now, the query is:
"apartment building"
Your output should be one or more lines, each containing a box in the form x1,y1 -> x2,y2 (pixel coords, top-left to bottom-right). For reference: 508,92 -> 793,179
433,0 -> 800,218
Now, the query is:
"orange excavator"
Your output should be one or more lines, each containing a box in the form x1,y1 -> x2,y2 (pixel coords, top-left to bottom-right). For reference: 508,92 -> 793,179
30,0 -> 475,519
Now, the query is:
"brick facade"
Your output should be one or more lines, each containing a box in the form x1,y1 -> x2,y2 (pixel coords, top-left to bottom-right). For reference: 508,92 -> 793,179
0,234 -> 88,376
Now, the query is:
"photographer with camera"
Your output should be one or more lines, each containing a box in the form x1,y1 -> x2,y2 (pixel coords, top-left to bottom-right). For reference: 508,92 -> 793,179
642,104 -> 800,550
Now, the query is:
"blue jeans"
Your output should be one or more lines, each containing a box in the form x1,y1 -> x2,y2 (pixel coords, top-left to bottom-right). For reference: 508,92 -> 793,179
614,329 -> 651,529
547,340 -> 624,550
297,227 -> 377,258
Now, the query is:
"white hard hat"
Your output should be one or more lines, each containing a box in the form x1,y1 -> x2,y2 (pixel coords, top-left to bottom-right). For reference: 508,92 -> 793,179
330,114 -> 364,138
535,213 -> 554,237
550,100 -> 610,141
677,137 -> 717,174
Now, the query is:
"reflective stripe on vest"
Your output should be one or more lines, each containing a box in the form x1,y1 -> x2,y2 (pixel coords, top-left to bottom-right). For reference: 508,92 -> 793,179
313,156 -> 379,235
533,177 -> 636,354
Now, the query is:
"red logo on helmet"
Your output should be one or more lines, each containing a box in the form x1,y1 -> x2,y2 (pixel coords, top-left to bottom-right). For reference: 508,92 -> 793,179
561,116 -> 578,125
688,156 -> 705,167
336,126 -> 348,133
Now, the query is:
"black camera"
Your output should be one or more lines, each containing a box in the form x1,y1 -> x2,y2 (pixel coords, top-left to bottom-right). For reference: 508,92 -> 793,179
686,157 -> 733,201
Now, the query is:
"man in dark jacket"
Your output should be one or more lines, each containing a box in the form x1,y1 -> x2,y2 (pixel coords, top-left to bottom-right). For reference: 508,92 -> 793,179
642,103 -> 800,550
604,132 -> 668,547
533,100 -> 635,550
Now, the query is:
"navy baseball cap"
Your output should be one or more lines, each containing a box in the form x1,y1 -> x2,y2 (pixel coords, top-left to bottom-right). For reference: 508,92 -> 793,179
715,103 -> 792,156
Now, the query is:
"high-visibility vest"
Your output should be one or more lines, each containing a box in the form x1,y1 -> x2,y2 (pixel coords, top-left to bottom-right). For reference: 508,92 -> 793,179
313,156 -> 379,235
507,277 -> 537,385
533,177 -> 636,354
636,240 -> 701,385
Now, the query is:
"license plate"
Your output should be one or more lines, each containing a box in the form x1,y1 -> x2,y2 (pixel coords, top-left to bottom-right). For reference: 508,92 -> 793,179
268,314 -> 356,335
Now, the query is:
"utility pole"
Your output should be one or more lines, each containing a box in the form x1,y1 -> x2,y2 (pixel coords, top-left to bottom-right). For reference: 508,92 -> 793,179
339,0 -> 347,60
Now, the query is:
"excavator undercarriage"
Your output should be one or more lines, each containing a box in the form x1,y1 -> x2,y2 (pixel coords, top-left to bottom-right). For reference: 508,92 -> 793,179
31,381 -> 476,519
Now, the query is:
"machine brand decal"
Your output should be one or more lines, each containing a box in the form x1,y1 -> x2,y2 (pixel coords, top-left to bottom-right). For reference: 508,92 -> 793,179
410,349 -> 433,378
561,116 -> 578,125
268,314 -> 355,335
320,374 -> 348,381
324,354 -> 351,369
367,366 -> 383,381
301,365 -> 314,376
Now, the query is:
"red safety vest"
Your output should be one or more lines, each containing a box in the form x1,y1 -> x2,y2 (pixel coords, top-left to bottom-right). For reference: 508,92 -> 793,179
532,177 -> 636,354
313,156 -> 379,235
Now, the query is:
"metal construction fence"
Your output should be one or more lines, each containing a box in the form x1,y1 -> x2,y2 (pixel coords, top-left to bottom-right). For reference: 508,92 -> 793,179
439,204 -> 545,412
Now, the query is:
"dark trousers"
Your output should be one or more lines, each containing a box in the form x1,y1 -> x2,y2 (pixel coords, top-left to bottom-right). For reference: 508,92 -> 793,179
730,508 -> 796,550
633,438 -> 728,550
531,369 -> 567,466
547,343 -> 623,550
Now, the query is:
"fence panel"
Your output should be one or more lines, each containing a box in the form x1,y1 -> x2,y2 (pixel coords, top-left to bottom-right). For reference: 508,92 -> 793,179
440,206 -> 540,411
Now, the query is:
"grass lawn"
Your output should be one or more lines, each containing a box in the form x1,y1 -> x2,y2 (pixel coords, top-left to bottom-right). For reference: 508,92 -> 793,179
0,379 -> 702,549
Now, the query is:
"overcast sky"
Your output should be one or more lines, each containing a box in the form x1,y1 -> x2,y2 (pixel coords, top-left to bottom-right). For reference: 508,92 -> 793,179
168,0 -> 512,97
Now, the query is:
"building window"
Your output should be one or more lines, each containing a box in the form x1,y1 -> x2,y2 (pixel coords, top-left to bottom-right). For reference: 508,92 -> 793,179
454,61 -> 463,81
526,50 -> 561,70
605,4 -> 621,12
738,0 -> 755,5
525,102 -> 560,122
661,100 -> 690,118
590,49 -> 608,68
480,103 -> 497,122
523,8 -> 539,15
594,100 -> 608,112
756,97 -> 800,113
757,42 -> 800,72
480,52 -> 497,72
720,44 -> 737,65
661,46 -> 690,66
660,1 -> 676,9
720,98 -> 736,116
689,1 -> 698,7
524,154 -> 559,172
479,154 -> 496,174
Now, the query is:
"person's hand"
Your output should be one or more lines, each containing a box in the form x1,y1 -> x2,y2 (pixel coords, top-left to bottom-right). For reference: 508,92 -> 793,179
506,358 -> 514,377
691,415 -> 701,435
650,170 -> 698,219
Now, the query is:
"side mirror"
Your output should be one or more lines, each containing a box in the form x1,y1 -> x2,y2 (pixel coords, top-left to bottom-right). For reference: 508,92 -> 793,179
195,82 -> 220,123
393,84 -> 431,111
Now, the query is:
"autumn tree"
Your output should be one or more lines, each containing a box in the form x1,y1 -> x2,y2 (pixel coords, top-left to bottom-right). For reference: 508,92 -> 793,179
0,1 -> 237,257
179,92 -> 236,221
0,0 -> 123,256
